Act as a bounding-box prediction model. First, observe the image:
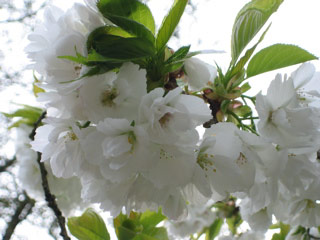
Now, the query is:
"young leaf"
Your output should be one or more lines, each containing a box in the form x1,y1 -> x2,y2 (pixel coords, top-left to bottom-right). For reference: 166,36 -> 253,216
2,105 -> 43,123
97,0 -> 155,33
97,0 -> 155,43
165,45 -> 190,64
271,223 -> 290,240
33,72 -> 45,97
106,15 -> 155,44
91,34 -> 156,60
142,227 -> 169,240
231,23 -> 271,77
231,0 -> 283,62
68,208 -> 110,240
163,61 -> 184,74
156,0 -> 188,51
114,210 -> 168,240
139,209 -> 166,230
247,44 -> 318,78
8,118 -> 35,129
117,226 -> 136,240
206,218 -> 223,240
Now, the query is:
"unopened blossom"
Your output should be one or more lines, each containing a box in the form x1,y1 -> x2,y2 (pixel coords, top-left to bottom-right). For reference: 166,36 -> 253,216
184,57 -> 217,91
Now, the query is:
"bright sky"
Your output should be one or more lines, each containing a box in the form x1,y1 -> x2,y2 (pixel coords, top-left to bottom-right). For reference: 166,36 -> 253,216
1,0 -> 320,239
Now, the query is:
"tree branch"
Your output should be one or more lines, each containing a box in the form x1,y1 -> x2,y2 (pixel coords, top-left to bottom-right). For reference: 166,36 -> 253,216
0,3 -> 46,24
3,193 -> 35,240
308,228 -> 320,240
0,156 -> 16,172
30,111 -> 71,240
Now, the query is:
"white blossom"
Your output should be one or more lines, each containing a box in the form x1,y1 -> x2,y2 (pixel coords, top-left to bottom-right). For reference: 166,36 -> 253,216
80,63 -> 147,123
256,70 -> 320,154
31,117 -> 88,178
184,57 -> 217,91
15,125 -> 86,215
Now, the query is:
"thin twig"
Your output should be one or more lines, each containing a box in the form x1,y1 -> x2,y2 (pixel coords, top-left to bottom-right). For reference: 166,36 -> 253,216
3,193 -> 35,240
0,156 -> 16,172
30,111 -> 71,240
308,229 -> 320,240
0,3 -> 46,24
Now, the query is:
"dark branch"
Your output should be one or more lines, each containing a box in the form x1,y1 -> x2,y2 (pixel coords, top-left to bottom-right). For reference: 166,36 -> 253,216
308,228 -> 320,240
0,156 -> 16,172
30,111 -> 71,240
29,111 -> 47,140
3,193 -> 35,240
203,98 -> 220,128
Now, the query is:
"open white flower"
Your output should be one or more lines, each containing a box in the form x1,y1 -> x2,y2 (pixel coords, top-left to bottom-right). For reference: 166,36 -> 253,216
274,180 -> 320,228
138,87 -> 211,145
166,201 -> 217,239
81,118 -> 153,183
26,4 -> 105,93
31,117 -> 88,178
197,122 -> 257,197
256,71 -> 320,154
15,125 -> 86,216
81,172 -> 191,220
80,63 -> 147,123
293,63 -> 320,108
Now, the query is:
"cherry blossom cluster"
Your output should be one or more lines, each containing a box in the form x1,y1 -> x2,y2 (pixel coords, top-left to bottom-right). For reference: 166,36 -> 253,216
25,1 -> 320,235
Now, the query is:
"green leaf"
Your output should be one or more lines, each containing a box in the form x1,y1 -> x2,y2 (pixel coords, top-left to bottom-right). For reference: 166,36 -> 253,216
206,218 -> 223,240
221,100 -> 231,114
231,23 -> 271,76
271,222 -> 290,240
68,208 -> 110,240
247,44 -> 318,78
97,0 -> 155,42
139,209 -> 166,230
139,227 -> 169,240
156,0 -> 188,51
117,226 -> 136,240
162,45 -> 190,73
114,210 -> 168,240
107,15 -> 155,44
231,0 -> 283,62
234,105 -> 252,117
292,226 -> 306,236
165,45 -> 190,64
86,50 -> 142,64
163,62 -> 184,74
58,55 -> 89,66
8,118 -> 35,129
240,82 -> 251,93
226,215 -> 242,235
2,105 -> 43,123
97,0 -> 155,34
79,65 -> 118,79
32,72 -> 45,97
91,34 -> 156,60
